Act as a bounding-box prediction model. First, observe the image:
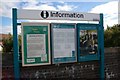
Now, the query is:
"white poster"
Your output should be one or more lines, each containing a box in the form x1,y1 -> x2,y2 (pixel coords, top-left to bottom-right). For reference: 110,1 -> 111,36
27,34 -> 46,58
53,28 -> 75,58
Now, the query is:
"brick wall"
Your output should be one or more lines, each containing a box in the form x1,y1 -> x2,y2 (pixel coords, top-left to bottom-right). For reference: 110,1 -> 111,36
2,47 -> 120,79
20,61 -> 100,79
104,47 -> 120,79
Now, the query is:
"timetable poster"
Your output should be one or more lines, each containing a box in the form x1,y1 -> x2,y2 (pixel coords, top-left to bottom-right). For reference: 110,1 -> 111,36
51,24 -> 77,64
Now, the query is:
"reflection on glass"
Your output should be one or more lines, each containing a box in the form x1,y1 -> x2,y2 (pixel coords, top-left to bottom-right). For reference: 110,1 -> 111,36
80,30 -> 98,56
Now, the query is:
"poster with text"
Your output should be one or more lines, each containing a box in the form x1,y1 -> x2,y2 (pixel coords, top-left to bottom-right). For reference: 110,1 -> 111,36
22,23 -> 51,66
51,24 -> 77,64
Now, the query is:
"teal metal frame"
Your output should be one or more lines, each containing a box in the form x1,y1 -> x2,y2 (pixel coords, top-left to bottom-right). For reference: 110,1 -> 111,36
100,14 -> 104,80
12,8 -> 104,79
12,8 -> 20,80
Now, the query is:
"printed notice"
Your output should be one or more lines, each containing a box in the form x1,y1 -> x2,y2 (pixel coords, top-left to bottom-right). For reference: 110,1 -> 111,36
27,34 -> 46,58
53,28 -> 75,58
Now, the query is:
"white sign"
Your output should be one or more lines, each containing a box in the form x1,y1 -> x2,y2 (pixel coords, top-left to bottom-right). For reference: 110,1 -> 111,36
53,28 -> 75,58
27,34 -> 46,58
17,9 -> 100,21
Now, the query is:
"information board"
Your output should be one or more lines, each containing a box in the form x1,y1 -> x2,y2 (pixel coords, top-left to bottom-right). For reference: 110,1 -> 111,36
21,23 -> 51,66
51,24 -> 77,64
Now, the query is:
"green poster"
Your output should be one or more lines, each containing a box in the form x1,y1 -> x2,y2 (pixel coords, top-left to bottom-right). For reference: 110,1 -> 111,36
21,23 -> 51,66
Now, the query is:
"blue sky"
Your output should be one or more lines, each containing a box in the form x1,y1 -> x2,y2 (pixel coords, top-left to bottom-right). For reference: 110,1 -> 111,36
0,0 -> 118,34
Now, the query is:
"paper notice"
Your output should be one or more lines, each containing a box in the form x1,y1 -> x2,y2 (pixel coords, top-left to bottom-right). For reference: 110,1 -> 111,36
53,28 -> 75,58
27,34 -> 46,58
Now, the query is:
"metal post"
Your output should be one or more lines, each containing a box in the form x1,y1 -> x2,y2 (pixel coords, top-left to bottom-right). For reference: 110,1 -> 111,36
100,13 -> 104,80
12,8 -> 20,80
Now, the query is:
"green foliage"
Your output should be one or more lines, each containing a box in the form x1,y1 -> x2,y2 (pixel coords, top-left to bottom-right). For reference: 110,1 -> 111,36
18,35 -> 22,52
2,33 -> 22,53
2,33 -> 13,52
104,24 -> 120,47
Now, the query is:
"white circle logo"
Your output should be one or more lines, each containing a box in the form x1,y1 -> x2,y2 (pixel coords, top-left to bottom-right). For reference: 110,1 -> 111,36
41,11 -> 49,19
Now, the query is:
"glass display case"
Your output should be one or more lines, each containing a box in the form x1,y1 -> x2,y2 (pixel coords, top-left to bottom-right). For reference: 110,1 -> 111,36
77,24 -> 100,61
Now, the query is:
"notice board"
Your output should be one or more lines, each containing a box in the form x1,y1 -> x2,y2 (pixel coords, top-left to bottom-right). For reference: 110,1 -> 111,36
21,23 -> 51,66
51,23 -> 77,64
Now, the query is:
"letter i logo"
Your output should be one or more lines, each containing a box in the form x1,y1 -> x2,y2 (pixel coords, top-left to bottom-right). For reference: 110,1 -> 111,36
41,11 -> 49,19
